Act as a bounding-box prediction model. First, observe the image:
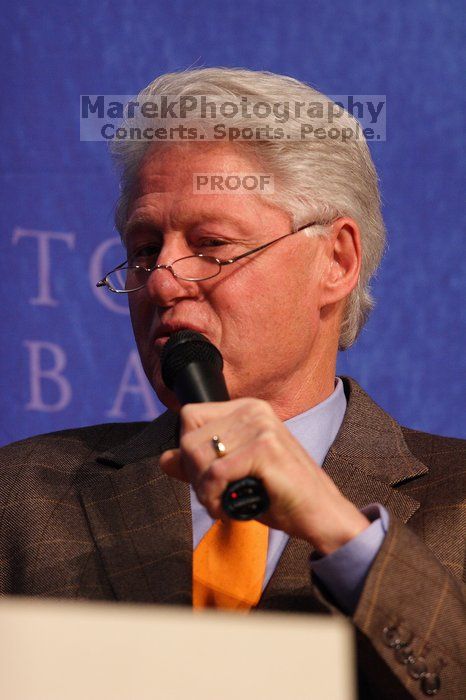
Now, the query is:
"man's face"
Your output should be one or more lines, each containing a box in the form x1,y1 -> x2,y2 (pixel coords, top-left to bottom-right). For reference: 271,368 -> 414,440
125,142 -> 331,416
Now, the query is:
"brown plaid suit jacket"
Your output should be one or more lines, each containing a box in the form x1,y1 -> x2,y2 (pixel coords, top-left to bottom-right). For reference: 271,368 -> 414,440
0,376 -> 464,698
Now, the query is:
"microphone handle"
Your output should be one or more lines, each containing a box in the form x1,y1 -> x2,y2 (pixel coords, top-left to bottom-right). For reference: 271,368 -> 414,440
174,362 -> 269,521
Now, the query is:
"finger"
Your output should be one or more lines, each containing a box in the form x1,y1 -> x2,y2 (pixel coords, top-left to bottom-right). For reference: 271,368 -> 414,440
179,399 -> 274,471
196,443 -> 265,519
161,410 -> 255,487
179,397 -> 272,435
179,402 -> 232,434
195,433 -> 312,525
177,414 -> 253,485
159,448 -> 190,483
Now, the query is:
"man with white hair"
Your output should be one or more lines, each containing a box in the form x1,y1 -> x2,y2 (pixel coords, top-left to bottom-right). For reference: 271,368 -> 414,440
0,69 -> 464,699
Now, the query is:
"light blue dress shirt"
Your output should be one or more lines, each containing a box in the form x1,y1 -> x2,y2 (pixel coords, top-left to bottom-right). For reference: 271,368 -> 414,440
190,377 -> 388,614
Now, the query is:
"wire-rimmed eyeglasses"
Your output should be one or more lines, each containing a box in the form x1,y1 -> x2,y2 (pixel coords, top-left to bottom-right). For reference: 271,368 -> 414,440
96,219 -> 332,294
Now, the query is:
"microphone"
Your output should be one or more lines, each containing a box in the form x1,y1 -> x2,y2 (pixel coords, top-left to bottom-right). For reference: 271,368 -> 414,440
160,330 -> 270,521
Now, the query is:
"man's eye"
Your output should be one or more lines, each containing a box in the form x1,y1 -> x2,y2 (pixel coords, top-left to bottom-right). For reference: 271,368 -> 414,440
197,239 -> 230,249
130,245 -> 161,261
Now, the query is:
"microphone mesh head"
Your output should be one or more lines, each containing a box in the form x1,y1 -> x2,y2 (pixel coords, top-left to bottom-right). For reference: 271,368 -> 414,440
160,330 -> 223,389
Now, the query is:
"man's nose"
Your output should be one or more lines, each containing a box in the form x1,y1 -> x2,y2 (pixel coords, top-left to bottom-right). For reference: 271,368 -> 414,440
145,245 -> 198,305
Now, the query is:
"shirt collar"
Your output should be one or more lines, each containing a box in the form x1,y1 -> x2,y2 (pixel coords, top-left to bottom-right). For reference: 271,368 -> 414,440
284,376 -> 347,466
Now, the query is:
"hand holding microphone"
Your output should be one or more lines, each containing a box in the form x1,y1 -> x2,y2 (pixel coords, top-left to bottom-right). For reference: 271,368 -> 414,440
159,329 -> 370,551
160,330 -> 270,521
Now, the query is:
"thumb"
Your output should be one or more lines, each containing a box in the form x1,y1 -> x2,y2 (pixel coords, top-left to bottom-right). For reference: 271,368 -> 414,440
159,448 -> 190,483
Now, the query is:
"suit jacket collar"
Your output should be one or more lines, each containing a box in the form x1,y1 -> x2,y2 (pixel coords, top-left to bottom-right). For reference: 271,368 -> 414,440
258,377 -> 427,609
79,376 -> 427,605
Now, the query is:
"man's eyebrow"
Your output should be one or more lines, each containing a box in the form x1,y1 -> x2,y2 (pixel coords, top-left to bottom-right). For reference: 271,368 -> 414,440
124,217 -> 161,237
124,213 -> 249,237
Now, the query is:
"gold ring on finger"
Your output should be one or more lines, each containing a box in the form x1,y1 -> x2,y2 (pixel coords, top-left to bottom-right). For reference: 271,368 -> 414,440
211,435 -> 227,459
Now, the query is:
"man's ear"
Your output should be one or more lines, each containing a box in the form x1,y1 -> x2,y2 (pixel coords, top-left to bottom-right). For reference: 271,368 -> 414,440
319,217 -> 362,309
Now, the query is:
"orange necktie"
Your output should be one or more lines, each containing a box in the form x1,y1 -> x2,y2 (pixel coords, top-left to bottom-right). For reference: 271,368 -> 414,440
193,519 -> 269,611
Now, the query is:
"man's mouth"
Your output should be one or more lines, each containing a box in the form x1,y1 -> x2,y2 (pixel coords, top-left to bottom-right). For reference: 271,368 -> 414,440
153,323 -> 208,349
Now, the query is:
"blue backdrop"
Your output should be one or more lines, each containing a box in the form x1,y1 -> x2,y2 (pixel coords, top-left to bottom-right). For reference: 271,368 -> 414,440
1,0 -> 464,446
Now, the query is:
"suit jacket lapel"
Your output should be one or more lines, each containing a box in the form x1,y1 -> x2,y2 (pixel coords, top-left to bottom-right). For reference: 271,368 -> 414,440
79,410 -> 193,604
258,376 -> 428,610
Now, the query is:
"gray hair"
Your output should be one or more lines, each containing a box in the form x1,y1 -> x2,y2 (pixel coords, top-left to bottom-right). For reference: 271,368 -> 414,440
110,67 -> 386,350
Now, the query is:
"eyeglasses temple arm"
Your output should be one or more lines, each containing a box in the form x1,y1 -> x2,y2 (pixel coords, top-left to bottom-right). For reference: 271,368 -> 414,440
96,259 -> 130,288
219,221 -> 321,266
